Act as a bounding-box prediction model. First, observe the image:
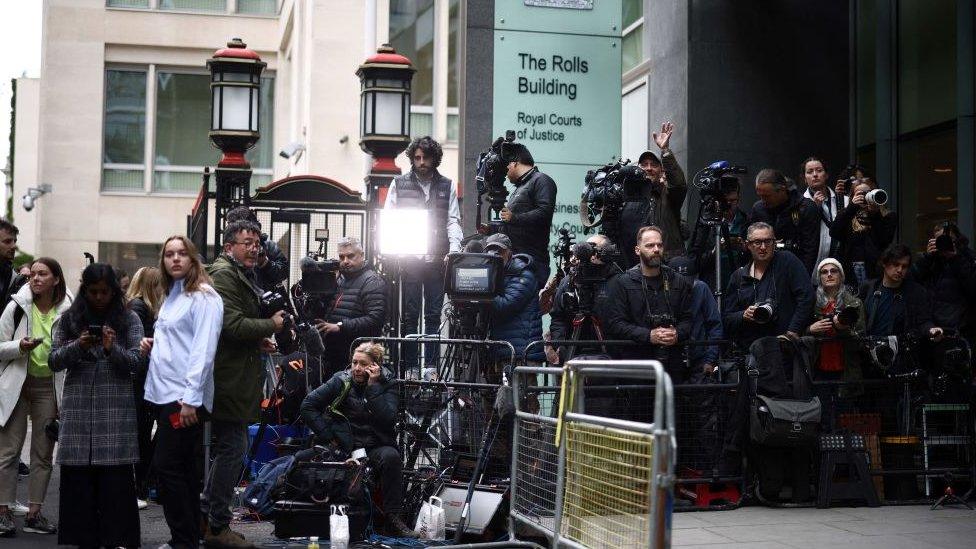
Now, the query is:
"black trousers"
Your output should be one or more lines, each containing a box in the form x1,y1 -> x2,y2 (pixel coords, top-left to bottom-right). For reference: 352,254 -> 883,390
368,446 -> 404,515
134,385 -> 156,497
153,402 -> 204,549
58,464 -> 141,548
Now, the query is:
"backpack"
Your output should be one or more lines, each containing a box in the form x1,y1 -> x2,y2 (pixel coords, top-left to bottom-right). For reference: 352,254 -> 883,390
243,454 -> 296,516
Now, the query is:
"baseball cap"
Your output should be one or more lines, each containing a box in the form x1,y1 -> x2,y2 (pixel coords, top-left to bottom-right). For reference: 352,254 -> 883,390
484,233 -> 512,252
638,150 -> 660,165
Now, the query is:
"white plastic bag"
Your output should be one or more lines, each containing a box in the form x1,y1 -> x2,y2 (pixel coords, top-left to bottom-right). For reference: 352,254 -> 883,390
413,496 -> 446,540
330,505 -> 349,549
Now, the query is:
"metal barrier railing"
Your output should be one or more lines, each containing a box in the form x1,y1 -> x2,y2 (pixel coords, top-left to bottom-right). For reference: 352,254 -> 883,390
512,359 -> 676,549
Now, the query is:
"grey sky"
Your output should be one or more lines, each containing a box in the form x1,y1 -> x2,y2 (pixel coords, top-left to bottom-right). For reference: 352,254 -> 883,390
0,1 -> 43,209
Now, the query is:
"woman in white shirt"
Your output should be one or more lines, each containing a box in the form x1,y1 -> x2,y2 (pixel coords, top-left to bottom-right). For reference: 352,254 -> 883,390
141,235 -> 222,549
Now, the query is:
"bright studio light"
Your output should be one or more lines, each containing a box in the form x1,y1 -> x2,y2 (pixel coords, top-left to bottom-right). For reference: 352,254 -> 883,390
379,208 -> 428,255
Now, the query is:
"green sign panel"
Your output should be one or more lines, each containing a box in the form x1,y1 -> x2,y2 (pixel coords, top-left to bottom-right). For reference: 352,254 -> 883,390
491,0 -> 622,275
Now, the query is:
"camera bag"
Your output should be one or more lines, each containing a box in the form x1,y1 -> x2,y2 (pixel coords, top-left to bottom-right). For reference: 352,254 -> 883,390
748,337 -> 821,447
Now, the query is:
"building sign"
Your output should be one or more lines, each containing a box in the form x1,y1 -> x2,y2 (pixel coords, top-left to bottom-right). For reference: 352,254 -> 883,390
492,0 -> 622,271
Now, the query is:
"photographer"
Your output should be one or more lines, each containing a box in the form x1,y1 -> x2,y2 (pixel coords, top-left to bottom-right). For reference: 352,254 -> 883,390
829,177 -> 897,287
604,226 -> 693,380
498,144 -> 557,288
548,234 -> 619,363
620,122 -> 688,267
801,157 -> 849,276
204,220 -> 286,548
314,237 -> 387,378
723,222 -> 814,351
860,244 -> 942,342
688,183 -> 749,292
225,206 -> 289,292
300,343 -> 415,538
483,234 -> 545,377
912,222 -> 976,340
807,258 -> 865,379
386,136 -> 462,372
748,169 -> 821,274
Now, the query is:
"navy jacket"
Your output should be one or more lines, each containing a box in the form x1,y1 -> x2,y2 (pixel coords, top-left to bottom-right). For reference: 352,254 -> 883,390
488,254 -> 544,362
722,251 -> 814,350
859,278 -> 935,339
689,279 -> 723,368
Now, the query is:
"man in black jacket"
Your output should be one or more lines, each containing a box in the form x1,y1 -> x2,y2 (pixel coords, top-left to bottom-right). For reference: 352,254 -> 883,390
619,121 -> 688,267
861,243 -> 943,341
0,220 -> 25,308
314,237 -> 387,378
225,206 -> 290,291
748,169 -> 821,274
912,223 -> 976,340
722,222 -> 815,352
499,144 -> 557,288
299,344 -> 415,538
604,226 -> 693,381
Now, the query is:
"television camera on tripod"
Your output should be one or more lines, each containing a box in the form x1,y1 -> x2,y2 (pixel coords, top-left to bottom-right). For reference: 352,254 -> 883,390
578,159 -> 647,246
689,160 -> 748,308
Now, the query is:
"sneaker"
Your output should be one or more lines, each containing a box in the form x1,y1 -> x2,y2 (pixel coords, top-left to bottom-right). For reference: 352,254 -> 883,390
204,526 -> 255,548
17,462 -> 28,478
0,512 -> 14,537
137,498 -> 148,510
22,513 -> 56,534
10,502 -> 28,517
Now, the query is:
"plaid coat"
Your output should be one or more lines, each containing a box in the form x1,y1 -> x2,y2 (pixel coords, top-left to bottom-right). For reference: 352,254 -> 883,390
49,311 -> 144,466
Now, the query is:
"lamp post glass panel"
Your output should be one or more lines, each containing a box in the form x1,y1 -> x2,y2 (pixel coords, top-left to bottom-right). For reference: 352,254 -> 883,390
208,37 -> 266,167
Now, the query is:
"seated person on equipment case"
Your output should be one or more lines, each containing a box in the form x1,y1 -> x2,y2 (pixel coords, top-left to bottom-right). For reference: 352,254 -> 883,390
299,342 -> 416,538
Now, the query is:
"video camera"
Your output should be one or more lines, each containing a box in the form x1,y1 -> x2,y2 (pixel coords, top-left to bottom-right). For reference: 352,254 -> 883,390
693,160 -> 746,224
475,130 -> 519,233
558,241 -> 623,316
443,251 -> 505,338
580,159 -> 646,242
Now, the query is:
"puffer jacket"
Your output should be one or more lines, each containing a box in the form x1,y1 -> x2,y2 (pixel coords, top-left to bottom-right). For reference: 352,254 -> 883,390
324,267 -> 387,362
488,254 -> 544,362
300,367 -> 398,453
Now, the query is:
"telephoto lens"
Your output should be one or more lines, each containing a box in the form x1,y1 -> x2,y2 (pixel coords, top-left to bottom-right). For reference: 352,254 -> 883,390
865,189 -> 888,206
753,301 -> 774,324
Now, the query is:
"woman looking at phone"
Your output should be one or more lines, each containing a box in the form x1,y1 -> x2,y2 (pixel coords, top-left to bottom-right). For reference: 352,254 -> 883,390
49,263 -> 144,548
141,236 -> 223,549
0,258 -> 71,536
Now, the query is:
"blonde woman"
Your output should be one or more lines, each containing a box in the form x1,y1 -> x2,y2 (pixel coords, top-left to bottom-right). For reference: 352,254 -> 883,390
142,236 -> 222,549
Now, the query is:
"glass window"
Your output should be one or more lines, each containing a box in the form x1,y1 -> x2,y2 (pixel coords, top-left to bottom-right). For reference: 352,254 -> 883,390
98,242 -> 163,276
410,110 -> 433,138
447,112 -> 459,143
897,0 -> 956,133
158,0 -> 226,12
155,72 -> 214,170
898,125 -> 957,250
107,0 -> 149,7
245,77 -> 275,170
622,25 -> 643,73
623,0 -> 642,28
237,0 -> 276,15
103,69 -> 147,191
855,0 -> 876,147
448,0 -> 459,108
389,0 -> 435,106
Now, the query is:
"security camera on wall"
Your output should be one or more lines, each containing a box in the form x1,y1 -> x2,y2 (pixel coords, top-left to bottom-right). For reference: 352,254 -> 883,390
279,141 -> 305,160
21,184 -> 52,212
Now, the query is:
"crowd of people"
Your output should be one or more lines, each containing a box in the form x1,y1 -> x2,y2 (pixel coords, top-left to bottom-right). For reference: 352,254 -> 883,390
0,125 -> 970,547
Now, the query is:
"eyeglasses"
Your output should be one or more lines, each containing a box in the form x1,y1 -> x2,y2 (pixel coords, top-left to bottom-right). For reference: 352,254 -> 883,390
819,268 -> 841,275
747,238 -> 775,248
231,240 -> 260,249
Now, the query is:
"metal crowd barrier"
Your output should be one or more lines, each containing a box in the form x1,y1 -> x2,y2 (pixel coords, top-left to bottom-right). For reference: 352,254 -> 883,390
511,359 -> 676,549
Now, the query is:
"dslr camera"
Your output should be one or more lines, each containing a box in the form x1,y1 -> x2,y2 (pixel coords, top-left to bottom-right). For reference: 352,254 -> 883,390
752,299 -> 776,324
831,301 -> 860,327
935,221 -> 958,254
647,313 -> 675,329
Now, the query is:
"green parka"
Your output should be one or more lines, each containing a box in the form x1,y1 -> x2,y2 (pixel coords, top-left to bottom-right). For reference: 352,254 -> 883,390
207,255 -> 277,422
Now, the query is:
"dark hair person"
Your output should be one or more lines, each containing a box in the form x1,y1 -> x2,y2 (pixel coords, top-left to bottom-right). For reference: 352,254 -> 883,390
829,178 -> 897,287
0,258 -> 72,535
142,236 -> 223,548
49,263 -> 144,548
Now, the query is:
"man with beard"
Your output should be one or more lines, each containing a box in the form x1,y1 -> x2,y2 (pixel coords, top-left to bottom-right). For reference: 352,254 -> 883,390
314,237 -> 387,379
604,226 -> 693,382
0,221 -> 25,308
386,136 -> 461,374
499,143 -> 557,288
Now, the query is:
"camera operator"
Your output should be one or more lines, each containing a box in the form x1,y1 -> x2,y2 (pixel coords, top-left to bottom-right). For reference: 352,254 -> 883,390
620,122 -> 688,268
547,234 -> 619,363
748,169 -> 821,274
225,206 -> 289,291
807,258 -> 865,379
203,220 -> 286,547
800,157 -> 849,278
498,144 -> 557,289
723,222 -> 814,351
829,177 -> 897,287
604,226 -> 693,381
482,234 -> 545,379
688,182 -> 749,292
314,237 -> 387,378
912,223 -> 976,340
299,342 -> 416,538
385,136 -> 462,373
860,244 -> 942,342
